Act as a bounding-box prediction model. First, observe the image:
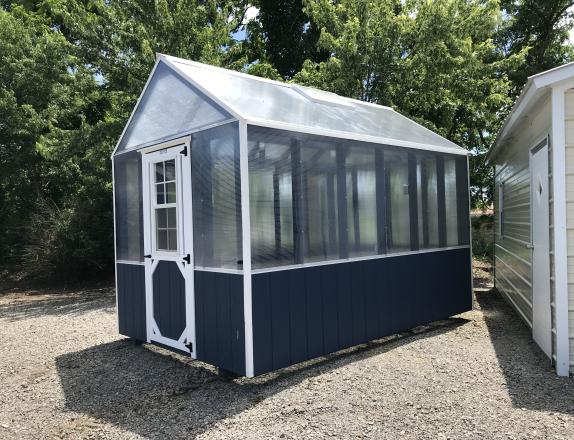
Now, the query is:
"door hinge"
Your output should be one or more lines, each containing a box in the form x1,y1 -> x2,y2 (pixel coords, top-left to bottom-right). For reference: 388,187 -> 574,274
182,254 -> 191,264
144,254 -> 152,258
185,342 -> 193,352
180,145 -> 188,156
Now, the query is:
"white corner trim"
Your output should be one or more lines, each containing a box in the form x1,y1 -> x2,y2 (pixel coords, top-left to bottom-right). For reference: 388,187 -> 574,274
551,84 -> 571,376
239,120 -> 254,377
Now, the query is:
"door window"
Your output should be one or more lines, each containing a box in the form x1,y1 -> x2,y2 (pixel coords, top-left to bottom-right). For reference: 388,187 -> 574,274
154,159 -> 178,252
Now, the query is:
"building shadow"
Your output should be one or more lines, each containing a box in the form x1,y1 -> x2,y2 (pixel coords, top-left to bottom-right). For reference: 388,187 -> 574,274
475,288 -> 574,414
55,317 -> 467,439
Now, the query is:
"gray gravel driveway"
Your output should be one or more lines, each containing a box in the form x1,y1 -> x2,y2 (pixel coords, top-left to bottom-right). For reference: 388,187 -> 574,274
0,269 -> 573,439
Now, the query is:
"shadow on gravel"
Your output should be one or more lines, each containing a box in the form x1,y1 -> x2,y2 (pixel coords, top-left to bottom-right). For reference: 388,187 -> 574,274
476,288 -> 574,414
56,318 -> 466,439
0,289 -> 115,321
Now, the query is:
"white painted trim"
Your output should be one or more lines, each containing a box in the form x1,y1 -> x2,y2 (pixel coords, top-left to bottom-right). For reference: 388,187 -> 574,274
112,156 -> 120,333
251,246 -> 471,275
194,266 -> 243,275
116,260 -> 145,266
467,154 -> 474,298
239,120 -> 254,377
141,139 -> 196,357
245,118 -> 468,156
138,135 -> 191,155
114,118 -> 237,157
551,85 -> 571,376
111,58 -> 162,158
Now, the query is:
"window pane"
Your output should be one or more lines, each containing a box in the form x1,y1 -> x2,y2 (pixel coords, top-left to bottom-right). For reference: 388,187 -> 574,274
155,162 -> 164,183
192,122 -> 243,270
166,182 -> 176,204
386,150 -> 410,252
156,208 -> 167,228
157,229 -> 168,250
165,159 -> 175,181
167,207 -> 177,228
445,158 -> 458,246
167,229 -> 178,251
156,183 -> 165,204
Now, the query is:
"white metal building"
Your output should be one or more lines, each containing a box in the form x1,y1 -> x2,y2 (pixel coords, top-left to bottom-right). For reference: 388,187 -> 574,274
488,62 -> 574,376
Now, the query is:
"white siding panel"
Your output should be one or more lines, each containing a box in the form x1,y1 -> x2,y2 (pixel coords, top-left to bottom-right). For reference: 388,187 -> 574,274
494,94 -> 552,329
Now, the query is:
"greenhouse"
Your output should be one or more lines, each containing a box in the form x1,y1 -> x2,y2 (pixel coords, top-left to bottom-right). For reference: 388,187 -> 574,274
112,54 -> 472,377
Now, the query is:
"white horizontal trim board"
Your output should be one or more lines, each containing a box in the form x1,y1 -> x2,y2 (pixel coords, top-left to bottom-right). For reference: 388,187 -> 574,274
116,259 -> 145,266
251,245 -> 470,274
194,266 -> 243,275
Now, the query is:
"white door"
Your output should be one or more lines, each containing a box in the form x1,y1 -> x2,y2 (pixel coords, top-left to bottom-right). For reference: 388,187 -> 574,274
141,139 -> 195,357
530,142 -> 552,359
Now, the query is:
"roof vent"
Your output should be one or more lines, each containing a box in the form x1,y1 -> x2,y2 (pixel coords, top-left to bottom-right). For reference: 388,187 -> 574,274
292,85 -> 355,109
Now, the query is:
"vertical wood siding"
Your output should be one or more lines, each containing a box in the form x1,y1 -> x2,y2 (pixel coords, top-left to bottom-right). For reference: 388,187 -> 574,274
194,271 -> 246,375
251,248 -> 472,376
116,263 -> 147,341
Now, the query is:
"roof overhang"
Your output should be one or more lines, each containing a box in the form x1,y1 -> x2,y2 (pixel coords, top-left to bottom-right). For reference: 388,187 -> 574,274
487,61 -> 574,164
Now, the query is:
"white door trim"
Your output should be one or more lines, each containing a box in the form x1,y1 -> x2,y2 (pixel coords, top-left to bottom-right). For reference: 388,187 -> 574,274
529,139 -> 552,359
141,137 -> 196,357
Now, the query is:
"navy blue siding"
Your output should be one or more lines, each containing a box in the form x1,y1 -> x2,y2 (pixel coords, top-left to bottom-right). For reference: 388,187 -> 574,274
194,271 -> 245,376
252,247 -> 472,375
152,261 -> 186,341
116,263 -> 146,341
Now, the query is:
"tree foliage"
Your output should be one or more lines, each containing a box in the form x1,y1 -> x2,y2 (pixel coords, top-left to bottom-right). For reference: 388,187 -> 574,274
1,0 -> 573,280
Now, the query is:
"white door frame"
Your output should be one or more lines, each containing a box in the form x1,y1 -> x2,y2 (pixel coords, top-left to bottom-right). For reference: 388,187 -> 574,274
141,136 -> 196,357
529,138 -> 552,359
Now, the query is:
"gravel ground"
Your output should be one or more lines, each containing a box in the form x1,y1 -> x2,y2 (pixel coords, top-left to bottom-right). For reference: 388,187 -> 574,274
0,263 -> 573,440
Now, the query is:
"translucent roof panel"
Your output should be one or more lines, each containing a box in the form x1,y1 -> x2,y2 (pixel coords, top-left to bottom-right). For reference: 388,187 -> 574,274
116,61 -> 232,153
165,56 -> 463,152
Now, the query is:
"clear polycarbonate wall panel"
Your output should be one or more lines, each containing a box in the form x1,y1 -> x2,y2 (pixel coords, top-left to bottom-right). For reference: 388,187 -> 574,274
116,61 -> 231,153
416,155 -> 440,249
247,125 -> 470,270
248,134 -> 295,268
386,150 -> 411,252
301,140 -> 339,262
444,158 -> 459,246
346,148 -> 377,257
170,59 -> 462,151
114,151 -> 143,262
191,122 -> 242,270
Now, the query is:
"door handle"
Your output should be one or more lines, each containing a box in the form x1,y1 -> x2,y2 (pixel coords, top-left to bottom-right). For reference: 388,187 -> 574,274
144,254 -> 152,258
182,254 -> 191,264
526,243 -> 534,249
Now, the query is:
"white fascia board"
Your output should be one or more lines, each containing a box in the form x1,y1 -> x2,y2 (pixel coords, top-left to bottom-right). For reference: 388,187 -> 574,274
159,56 -> 246,121
245,118 -> 469,156
531,61 -> 574,89
110,58 -> 162,158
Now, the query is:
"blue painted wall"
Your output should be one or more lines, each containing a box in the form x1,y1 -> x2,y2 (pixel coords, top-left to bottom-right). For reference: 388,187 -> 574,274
194,271 -> 245,376
251,247 -> 472,375
116,263 -> 147,341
